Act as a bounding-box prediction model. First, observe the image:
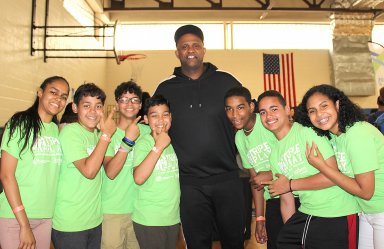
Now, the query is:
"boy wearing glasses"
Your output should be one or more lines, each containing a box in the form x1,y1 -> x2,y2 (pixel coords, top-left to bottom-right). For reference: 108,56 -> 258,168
101,81 -> 150,249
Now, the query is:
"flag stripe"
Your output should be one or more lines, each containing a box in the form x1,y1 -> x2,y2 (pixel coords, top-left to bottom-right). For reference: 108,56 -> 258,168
268,74 -> 272,90
263,73 -> 267,92
290,53 -> 297,107
273,74 -> 276,90
281,54 -> 286,100
286,53 -> 292,108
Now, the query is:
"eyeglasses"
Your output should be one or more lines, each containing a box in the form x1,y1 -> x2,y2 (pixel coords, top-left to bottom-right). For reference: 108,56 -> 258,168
118,97 -> 141,104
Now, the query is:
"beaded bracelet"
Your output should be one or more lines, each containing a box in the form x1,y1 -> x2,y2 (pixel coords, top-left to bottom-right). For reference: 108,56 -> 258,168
122,137 -> 135,147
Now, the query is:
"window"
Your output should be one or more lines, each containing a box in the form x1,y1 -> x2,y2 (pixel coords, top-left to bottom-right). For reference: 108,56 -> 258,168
232,23 -> 332,49
113,22 -> 335,51
372,24 -> 384,46
115,23 -> 225,51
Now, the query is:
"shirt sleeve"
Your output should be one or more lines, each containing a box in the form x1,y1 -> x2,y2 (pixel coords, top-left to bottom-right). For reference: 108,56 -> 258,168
59,125 -> 90,165
235,134 -> 252,169
133,135 -> 153,168
0,124 -> 29,160
346,124 -> 379,174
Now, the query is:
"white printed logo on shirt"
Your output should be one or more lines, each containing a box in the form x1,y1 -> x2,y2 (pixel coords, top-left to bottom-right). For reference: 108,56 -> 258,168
32,136 -> 62,165
247,142 -> 272,171
277,144 -> 306,178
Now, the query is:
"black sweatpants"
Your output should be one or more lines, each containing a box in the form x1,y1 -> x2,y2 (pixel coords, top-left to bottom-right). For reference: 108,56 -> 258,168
212,176 -> 252,241
277,211 -> 349,249
180,177 -> 245,249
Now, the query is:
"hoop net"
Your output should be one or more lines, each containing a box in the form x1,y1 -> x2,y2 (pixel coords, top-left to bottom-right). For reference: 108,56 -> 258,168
117,53 -> 147,62
117,53 -> 147,82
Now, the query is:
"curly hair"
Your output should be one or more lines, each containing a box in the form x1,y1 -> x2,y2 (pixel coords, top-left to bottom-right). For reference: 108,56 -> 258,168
114,80 -> 143,101
294,84 -> 365,139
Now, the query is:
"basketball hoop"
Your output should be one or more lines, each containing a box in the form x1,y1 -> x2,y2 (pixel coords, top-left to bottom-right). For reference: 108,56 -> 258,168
368,41 -> 384,56
117,53 -> 147,82
117,53 -> 147,62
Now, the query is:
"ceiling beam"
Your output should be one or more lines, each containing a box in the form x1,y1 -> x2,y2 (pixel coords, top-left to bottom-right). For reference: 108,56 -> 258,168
153,0 -> 173,9
302,0 -> 326,9
205,0 -> 222,9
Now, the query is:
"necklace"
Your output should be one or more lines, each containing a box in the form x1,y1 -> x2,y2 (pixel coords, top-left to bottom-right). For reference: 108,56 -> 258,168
243,126 -> 254,133
244,115 -> 256,133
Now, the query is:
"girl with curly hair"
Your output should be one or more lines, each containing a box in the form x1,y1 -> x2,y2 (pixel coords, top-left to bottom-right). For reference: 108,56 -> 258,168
295,84 -> 384,249
0,76 -> 69,249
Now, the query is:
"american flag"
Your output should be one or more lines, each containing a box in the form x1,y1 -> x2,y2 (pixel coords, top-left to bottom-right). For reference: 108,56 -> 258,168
263,53 -> 297,107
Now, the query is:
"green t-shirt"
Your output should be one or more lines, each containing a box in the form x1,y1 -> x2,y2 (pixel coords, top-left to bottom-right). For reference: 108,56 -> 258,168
270,123 -> 359,217
52,123 -> 103,232
132,134 -> 180,226
235,113 -> 277,200
0,122 -> 61,218
330,121 -> 384,214
102,124 -> 151,214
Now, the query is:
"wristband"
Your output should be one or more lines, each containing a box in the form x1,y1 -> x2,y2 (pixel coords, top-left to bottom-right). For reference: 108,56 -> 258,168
122,137 -> 135,147
118,145 -> 129,153
100,133 -> 111,143
255,216 -> 266,222
289,179 -> 293,192
12,205 -> 24,214
120,142 -> 132,152
152,146 -> 160,154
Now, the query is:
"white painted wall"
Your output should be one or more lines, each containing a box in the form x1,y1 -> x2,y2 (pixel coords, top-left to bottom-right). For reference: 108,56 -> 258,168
0,0 -> 107,125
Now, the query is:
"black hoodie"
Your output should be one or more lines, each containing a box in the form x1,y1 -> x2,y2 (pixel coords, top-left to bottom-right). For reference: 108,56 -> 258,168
155,63 -> 241,184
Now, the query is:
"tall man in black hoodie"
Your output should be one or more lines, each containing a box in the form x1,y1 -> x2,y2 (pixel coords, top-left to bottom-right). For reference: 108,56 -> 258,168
155,25 -> 245,249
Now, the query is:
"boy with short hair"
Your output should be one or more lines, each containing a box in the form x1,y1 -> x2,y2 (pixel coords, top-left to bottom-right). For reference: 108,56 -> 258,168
52,83 -> 116,249
101,81 -> 150,249
258,90 -> 359,249
132,94 -> 180,249
224,86 -> 280,248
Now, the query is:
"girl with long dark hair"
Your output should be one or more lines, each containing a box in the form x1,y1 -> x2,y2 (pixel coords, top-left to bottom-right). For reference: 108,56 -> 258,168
0,76 -> 69,249
295,84 -> 384,249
